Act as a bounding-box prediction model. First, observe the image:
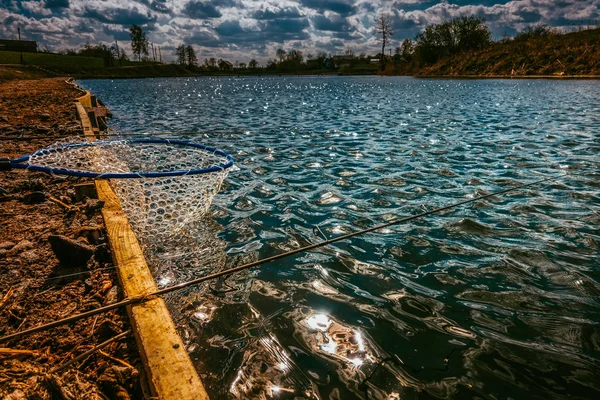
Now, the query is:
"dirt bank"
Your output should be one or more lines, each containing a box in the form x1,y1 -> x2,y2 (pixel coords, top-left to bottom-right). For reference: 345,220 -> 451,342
0,77 -> 143,399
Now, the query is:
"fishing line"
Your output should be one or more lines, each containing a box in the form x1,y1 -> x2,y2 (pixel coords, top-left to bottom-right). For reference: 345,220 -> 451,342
0,173 -> 566,343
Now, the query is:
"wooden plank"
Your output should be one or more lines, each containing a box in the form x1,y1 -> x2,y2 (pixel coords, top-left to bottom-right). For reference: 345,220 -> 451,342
72,94 -> 209,400
95,181 -> 209,400
75,102 -> 93,135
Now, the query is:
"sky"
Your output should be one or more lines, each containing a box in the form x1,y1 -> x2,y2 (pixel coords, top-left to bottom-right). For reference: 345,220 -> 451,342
1,1 -> 599,63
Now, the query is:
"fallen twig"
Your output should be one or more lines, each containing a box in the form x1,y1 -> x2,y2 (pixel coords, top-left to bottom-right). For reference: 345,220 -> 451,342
48,196 -> 72,210
0,347 -> 40,356
51,330 -> 131,373
98,350 -> 135,369
0,286 -> 17,311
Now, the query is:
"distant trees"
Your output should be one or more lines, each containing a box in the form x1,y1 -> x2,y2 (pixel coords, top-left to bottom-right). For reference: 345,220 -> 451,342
375,13 -> 393,68
129,24 -> 149,61
286,49 -> 303,63
175,44 -> 198,68
248,59 -> 258,68
186,45 -> 197,67
413,16 -> 491,64
399,39 -> 414,61
175,44 -> 186,66
276,48 -> 286,62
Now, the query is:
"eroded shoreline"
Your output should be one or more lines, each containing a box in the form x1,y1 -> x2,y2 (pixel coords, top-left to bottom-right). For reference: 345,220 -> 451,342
0,76 -> 143,399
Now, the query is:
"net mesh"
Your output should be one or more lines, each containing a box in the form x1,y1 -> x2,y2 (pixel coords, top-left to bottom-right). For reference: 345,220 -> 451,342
27,139 -> 231,243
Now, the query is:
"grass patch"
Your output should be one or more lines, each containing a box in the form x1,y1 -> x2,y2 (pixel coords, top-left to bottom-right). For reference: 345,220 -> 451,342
0,51 -> 105,68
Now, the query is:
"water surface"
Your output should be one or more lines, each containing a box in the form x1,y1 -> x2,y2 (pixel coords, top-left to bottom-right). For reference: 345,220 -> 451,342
80,76 -> 600,399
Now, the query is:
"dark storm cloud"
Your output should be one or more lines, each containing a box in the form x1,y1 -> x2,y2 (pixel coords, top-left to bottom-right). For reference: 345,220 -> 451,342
262,18 -> 310,36
213,0 -> 242,6
82,7 -> 157,26
215,19 -> 245,36
312,14 -> 352,32
392,1 -> 438,12
184,1 -> 222,19
46,0 -> 69,9
299,0 -> 356,16
3,15 -> 17,25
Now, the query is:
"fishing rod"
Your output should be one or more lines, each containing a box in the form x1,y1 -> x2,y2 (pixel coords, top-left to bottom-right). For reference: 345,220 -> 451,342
0,173 -> 564,343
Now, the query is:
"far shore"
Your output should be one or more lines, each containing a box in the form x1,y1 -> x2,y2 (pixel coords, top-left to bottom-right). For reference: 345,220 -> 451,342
2,64 -> 600,82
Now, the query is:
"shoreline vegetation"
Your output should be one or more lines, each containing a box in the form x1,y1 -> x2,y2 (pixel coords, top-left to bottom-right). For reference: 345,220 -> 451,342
0,19 -> 598,80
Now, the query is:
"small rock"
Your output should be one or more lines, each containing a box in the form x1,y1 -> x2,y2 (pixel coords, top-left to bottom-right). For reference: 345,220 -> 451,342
48,235 -> 95,267
0,249 -> 8,258
20,250 -> 39,263
0,241 -> 15,250
22,191 -> 47,204
10,240 -> 34,253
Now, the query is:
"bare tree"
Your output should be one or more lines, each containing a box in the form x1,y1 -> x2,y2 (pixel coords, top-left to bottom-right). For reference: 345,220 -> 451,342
375,14 -> 393,68
249,59 -> 258,68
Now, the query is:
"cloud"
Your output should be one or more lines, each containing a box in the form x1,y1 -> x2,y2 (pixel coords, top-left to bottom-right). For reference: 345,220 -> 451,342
184,1 -> 222,19
150,1 -> 171,14
214,19 -> 246,36
1,0 -> 599,63
82,6 -> 157,26
312,14 -> 354,33
253,6 -> 304,20
300,0 -> 356,15
103,25 -> 131,41
46,0 -> 69,9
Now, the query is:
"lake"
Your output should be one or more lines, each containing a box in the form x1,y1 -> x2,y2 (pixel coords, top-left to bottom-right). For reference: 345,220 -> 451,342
79,76 -> 599,399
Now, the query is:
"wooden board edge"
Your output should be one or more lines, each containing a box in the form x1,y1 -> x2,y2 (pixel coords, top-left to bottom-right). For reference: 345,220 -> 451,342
73,96 -> 209,400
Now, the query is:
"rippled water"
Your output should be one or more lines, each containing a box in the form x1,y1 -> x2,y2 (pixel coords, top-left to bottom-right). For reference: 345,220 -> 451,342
80,77 -> 600,399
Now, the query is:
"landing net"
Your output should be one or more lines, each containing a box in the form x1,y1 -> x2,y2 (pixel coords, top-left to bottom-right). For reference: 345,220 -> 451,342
11,138 -> 234,243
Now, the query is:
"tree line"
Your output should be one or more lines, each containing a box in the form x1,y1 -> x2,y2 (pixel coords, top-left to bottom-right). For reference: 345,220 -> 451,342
54,16 -> 587,75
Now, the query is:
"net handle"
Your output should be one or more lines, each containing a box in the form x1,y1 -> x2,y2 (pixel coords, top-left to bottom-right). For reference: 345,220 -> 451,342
8,138 -> 234,179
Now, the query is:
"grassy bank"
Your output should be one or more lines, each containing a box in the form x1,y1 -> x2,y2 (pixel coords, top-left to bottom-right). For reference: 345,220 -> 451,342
392,27 -> 600,77
0,51 -> 105,68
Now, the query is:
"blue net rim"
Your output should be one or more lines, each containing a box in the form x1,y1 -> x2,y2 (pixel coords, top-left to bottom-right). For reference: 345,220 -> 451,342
10,138 -> 234,179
